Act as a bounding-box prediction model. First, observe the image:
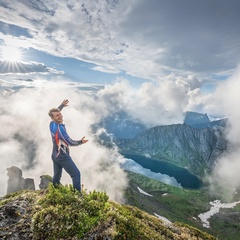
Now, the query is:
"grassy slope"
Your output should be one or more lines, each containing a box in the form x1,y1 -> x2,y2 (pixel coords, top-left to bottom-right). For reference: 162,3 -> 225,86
125,171 -> 240,240
0,184 -> 216,240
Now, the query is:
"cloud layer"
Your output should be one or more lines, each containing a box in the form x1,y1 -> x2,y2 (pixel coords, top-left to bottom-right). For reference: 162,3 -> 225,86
97,74 -> 215,126
0,60 -> 63,75
0,75 -> 210,198
0,0 -> 240,81
0,81 -> 129,201
1,68 -> 240,201
208,67 -> 240,199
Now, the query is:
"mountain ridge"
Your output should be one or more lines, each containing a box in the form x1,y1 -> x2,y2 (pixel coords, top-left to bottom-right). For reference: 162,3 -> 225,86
116,123 -> 227,177
0,184 -> 217,240
184,111 -> 227,129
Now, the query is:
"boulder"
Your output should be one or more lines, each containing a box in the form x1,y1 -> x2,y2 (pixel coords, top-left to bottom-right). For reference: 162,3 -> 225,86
39,175 -> 52,189
7,166 -> 35,194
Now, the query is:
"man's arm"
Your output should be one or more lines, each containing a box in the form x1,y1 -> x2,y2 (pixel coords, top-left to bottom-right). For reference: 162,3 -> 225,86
58,124 -> 82,146
58,99 -> 69,111
56,99 -> 89,145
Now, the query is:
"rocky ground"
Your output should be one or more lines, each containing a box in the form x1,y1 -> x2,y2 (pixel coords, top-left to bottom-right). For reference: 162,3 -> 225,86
0,195 -> 34,239
0,188 -> 217,240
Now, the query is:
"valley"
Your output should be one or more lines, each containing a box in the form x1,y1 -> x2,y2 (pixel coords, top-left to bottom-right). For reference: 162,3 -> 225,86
125,171 -> 240,240
98,111 -> 239,240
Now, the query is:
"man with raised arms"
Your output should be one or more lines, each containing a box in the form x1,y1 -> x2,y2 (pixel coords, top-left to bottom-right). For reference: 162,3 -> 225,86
48,99 -> 88,192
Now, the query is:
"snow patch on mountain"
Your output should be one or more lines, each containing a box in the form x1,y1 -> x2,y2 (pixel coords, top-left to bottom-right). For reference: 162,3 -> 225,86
198,200 -> 240,228
137,187 -> 153,197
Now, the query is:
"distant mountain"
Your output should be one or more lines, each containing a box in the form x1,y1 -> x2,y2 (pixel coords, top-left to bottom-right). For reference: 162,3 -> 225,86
93,111 -> 226,143
184,111 -> 210,124
116,124 -> 227,177
94,111 -> 228,177
92,110 -> 228,178
184,111 -> 227,129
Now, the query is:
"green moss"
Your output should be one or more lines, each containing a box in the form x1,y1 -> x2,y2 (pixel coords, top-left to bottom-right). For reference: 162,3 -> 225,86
40,175 -> 53,180
0,184 -> 217,240
0,189 -> 38,206
32,184 -> 109,240
32,184 -> 177,239
176,222 -> 218,240
109,202 -> 175,240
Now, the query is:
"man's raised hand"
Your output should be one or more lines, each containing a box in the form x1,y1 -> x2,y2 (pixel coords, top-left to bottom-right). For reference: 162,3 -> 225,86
61,99 -> 69,107
81,136 -> 88,144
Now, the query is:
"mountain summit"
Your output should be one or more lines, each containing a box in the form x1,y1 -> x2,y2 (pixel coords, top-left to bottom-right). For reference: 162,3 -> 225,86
184,111 -> 226,129
0,185 -> 217,240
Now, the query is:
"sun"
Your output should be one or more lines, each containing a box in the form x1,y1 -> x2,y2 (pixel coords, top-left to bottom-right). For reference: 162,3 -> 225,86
1,45 -> 22,62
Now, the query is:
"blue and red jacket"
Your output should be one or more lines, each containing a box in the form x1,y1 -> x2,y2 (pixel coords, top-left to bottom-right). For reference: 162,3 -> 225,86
50,104 -> 82,158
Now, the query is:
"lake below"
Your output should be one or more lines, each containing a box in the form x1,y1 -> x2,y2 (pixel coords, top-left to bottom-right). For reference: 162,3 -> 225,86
123,154 -> 202,189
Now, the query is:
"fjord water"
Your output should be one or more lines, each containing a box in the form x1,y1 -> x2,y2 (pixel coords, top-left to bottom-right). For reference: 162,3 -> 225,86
124,154 -> 202,189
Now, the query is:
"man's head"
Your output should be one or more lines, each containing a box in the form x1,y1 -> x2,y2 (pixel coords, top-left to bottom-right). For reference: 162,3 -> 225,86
48,108 -> 63,123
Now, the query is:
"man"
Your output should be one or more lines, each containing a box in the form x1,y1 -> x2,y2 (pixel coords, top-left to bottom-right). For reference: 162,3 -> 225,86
48,99 -> 88,192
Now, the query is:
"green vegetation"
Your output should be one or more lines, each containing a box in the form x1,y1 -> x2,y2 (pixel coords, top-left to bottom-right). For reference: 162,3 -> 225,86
175,223 -> 216,240
0,184 -> 217,240
40,174 -> 53,180
125,171 -> 214,221
108,202 -> 175,239
209,207 -> 240,240
32,184 -> 109,239
0,189 -> 37,206
125,171 -> 240,240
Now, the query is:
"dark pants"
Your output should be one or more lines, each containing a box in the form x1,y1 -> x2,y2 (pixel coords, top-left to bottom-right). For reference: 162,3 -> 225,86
52,153 -> 81,192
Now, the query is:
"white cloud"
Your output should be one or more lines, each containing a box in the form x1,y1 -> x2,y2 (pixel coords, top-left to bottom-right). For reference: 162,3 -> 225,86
97,75 -> 211,126
92,65 -> 120,74
0,60 -> 64,75
208,67 -> 240,199
0,75 -> 208,200
1,68 -> 240,203
0,0 -> 239,81
0,80 -> 128,202
1,0 -> 240,204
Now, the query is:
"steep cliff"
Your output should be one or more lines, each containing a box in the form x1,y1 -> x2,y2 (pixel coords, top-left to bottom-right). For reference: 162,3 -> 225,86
116,124 -> 227,176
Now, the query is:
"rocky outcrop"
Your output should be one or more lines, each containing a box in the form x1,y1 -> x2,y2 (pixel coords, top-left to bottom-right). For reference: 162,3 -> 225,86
39,175 -> 52,189
7,166 -> 35,194
0,188 -> 217,240
0,197 -> 33,239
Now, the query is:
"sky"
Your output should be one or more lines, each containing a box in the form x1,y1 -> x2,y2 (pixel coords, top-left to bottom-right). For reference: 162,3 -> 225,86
0,0 -> 240,88
1,0 -> 240,200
